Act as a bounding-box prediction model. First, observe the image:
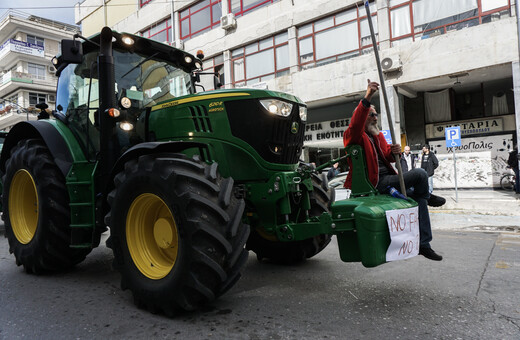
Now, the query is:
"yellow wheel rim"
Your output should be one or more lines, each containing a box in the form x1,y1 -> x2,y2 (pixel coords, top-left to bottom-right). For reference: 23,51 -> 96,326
126,193 -> 179,280
9,169 -> 39,244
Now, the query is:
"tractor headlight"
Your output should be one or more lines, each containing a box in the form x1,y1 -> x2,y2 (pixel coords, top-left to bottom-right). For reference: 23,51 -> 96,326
259,99 -> 293,117
299,106 -> 307,122
120,121 -> 134,131
120,97 -> 132,109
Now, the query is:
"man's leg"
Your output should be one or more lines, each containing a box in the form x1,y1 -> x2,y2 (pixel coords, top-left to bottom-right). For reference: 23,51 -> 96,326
377,168 -> 429,198
428,176 -> 434,193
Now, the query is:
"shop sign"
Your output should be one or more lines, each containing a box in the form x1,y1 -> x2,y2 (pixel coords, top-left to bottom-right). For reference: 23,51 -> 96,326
0,39 -> 44,59
304,118 -> 350,143
431,117 -> 503,138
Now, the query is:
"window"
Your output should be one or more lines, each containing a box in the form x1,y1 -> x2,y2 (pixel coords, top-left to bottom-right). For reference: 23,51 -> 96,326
297,3 -> 377,70
231,32 -> 289,87
389,0 -> 511,46
229,0 -> 280,17
201,54 -> 225,91
142,19 -> 173,43
180,0 -> 222,40
27,35 -> 44,47
29,93 -> 47,106
28,63 -> 46,80
140,0 -> 153,7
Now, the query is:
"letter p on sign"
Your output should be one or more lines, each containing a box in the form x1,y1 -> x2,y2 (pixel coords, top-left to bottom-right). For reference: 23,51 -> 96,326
445,126 -> 461,147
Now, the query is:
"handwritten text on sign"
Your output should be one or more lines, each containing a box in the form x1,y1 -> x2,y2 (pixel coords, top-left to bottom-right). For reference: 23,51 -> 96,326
385,207 -> 419,262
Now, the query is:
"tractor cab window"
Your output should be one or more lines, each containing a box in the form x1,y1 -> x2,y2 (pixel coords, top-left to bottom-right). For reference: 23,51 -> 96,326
56,49 -> 194,158
114,51 -> 192,109
56,51 -> 100,160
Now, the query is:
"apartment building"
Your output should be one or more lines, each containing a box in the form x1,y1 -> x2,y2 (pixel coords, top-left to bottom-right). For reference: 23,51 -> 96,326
75,0 -> 518,188
0,10 -> 80,130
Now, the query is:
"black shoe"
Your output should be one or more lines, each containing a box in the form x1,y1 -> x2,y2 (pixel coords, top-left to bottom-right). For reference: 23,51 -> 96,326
419,247 -> 443,261
427,194 -> 446,207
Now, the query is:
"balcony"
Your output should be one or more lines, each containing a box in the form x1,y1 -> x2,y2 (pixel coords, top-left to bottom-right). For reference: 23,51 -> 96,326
0,70 -> 56,95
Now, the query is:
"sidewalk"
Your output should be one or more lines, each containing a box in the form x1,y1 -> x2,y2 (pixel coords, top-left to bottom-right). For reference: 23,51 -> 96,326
429,188 -> 520,232
431,188 -> 520,216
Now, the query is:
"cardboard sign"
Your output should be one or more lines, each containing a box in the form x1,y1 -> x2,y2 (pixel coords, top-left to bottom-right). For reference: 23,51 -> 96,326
385,207 -> 419,261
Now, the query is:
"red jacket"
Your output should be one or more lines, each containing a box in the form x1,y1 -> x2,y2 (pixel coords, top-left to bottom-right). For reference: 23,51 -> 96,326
343,100 -> 396,189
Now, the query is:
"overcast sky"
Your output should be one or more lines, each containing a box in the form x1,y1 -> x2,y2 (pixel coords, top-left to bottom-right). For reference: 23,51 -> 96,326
0,0 -> 79,26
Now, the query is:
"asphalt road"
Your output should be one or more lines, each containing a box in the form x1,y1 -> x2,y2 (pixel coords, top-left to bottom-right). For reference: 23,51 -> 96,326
0,229 -> 519,339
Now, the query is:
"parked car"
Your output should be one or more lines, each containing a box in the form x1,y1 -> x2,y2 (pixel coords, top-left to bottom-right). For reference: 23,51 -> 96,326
327,172 -> 351,201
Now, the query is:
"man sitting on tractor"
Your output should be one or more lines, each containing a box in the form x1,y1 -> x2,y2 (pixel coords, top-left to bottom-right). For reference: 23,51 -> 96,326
343,80 -> 446,261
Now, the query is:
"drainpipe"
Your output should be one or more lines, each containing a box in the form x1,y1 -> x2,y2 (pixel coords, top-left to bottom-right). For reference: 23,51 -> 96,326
516,0 -> 520,171
170,0 -> 174,45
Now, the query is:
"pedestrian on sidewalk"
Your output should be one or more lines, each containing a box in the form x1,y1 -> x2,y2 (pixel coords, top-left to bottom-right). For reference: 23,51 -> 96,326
421,144 -> 439,193
400,145 -> 416,173
343,80 -> 446,261
507,144 -> 520,194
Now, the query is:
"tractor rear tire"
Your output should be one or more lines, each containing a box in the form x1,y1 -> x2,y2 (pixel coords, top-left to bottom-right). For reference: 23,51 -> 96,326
2,139 -> 91,273
106,154 -> 249,315
247,173 -> 333,264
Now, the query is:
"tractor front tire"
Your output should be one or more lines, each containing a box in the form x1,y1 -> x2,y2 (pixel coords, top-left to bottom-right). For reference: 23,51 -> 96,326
106,154 -> 249,315
247,173 -> 333,264
2,139 -> 91,273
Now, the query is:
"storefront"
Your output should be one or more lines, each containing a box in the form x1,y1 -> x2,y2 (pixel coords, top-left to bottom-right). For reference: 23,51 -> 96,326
425,115 -> 516,188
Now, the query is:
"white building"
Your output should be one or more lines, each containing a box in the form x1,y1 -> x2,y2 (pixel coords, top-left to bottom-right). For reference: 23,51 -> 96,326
75,0 -> 519,188
0,10 -> 80,130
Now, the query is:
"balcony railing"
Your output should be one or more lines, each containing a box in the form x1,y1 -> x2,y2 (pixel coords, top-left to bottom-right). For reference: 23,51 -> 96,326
1,71 -> 54,86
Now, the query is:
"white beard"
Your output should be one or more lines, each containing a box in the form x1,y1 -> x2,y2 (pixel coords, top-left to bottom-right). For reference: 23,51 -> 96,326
366,123 -> 379,136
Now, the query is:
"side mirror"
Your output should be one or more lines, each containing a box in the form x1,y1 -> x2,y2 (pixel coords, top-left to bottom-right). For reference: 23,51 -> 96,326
61,39 -> 83,64
213,73 -> 223,89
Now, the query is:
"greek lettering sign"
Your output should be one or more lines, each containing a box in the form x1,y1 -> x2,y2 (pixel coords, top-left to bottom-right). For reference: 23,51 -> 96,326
304,118 -> 350,145
0,39 -> 44,59
385,206 -> 419,262
431,117 -> 504,138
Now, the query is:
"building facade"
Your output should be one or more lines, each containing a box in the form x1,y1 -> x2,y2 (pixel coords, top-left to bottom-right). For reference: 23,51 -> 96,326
0,10 -> 80,130
75,0 -> 519,189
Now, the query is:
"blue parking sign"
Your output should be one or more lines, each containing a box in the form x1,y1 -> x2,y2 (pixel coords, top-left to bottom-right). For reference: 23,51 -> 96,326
381,130 -> 393,144
445,126 -> 461,147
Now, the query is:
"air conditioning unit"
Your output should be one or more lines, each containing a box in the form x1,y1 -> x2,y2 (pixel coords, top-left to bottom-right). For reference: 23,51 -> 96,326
381,55 -> 402,73
220,13 -> 237,30
48,65 -> 57,74
48,94 -> 56,103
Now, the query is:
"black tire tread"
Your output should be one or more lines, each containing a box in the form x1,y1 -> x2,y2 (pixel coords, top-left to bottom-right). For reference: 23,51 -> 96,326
2,139 -> 91,273
107,153 -> 249,315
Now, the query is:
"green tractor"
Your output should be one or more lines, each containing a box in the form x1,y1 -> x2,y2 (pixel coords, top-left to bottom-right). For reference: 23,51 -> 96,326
1,27 -> 417,315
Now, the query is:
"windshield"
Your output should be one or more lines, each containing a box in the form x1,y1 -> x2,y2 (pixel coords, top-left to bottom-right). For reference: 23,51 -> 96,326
56,49 -> 193,115
55,49 -> 193,157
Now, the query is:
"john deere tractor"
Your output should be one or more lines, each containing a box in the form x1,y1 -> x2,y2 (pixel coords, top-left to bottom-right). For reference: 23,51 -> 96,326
1,27 -> 417,315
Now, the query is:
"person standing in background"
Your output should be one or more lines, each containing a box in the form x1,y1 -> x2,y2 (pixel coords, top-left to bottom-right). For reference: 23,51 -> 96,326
421,144 -> 439,194
327,162 -> 340,180
400,145 -> 415,173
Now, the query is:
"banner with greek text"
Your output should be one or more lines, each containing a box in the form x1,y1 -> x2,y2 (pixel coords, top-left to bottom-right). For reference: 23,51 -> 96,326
385,207 -> 419,262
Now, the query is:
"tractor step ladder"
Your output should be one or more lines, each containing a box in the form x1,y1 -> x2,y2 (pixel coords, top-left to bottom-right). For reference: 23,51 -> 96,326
66,161 -> 97,249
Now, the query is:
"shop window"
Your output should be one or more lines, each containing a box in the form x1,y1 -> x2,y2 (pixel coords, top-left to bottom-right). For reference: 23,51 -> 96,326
231,32 -> 289,86
389,0 -> 511,46
297,2 -> 377,70
229,0 -> 279,18
180,0 -> 222,40
142,19 -> 172,43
